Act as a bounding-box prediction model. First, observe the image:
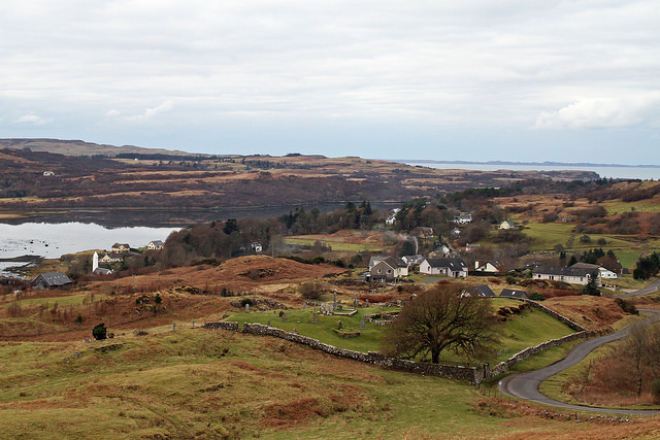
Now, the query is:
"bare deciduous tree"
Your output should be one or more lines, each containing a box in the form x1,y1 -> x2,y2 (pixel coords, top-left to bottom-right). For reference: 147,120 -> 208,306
382,283 -> 501,364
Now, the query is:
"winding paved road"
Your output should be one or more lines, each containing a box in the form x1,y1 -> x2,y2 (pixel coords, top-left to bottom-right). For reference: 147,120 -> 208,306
500,280 -> 660,415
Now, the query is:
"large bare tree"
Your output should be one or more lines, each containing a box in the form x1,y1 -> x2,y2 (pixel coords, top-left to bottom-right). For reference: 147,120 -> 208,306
382,283 -> 500,364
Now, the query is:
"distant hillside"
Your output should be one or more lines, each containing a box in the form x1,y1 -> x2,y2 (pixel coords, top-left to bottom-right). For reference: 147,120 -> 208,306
0,138 -> 200,158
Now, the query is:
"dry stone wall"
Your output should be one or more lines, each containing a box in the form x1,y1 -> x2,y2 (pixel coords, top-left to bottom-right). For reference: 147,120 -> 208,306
203,300 -> 594,385
203,321 -> 481,383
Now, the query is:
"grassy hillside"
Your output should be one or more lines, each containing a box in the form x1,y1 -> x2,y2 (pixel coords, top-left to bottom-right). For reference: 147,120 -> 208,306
3,327 -> 659,439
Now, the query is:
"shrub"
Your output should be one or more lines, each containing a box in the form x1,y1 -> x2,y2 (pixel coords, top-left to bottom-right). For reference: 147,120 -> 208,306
651,379 -> 660,404
92,323 -> 107,340
299,281 -> 325,300
529,292 -> 546,301
614,298 -> 638,315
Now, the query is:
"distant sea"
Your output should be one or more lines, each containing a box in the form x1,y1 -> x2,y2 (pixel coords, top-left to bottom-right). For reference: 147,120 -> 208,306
401,161 -> 659,181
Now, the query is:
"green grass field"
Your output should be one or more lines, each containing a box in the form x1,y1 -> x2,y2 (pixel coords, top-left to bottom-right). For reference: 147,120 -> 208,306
282,236 -> 384,252
227,299 -> 575,366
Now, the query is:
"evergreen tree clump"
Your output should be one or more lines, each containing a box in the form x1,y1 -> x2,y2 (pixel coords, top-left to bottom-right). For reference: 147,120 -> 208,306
92,323 -> 107,340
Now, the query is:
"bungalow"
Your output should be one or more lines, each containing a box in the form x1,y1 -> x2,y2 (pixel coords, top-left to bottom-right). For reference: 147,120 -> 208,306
419,258 -> 468,278
93,267 -> 113,276
32,272 -> 72,290
499,288 -> 529,300
532,265 -> 601,287
112,243 -> 131,253
468,285 -> 496,298
147,240 -> 164,250
570,262 -> 618,279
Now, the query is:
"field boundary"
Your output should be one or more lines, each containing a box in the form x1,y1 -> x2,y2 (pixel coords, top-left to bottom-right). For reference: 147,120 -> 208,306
203,313 -> 593,384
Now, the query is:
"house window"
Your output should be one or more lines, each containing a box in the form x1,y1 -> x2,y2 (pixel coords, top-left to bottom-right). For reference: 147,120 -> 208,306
377,269 -> 382,274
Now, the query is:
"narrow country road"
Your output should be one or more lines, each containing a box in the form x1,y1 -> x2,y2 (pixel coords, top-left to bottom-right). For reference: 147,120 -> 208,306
500,280 -> 660,415
614,278 -> 660,298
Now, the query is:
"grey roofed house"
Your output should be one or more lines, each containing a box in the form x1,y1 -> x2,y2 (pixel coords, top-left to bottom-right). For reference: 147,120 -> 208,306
419,258 -> 468,278
499,288 -> 529,300
469,285 -> 496,298
368,256 -> 407,270
532,265 -> 601,286
31,272 -> 72,290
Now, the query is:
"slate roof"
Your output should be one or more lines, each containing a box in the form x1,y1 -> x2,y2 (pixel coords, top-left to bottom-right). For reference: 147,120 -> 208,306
469,285 -> 496,298
32,272 -> 72,287
533,266 -> 597,278
499,288 -> 529,300
425,258 -> 468,272
369,256 -> 407,269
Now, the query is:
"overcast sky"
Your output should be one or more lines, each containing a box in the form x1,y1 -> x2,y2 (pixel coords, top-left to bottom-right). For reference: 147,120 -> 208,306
1,1 -> 658,164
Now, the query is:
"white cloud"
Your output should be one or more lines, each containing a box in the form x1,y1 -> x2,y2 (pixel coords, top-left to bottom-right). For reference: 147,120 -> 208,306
534,93 -> 660,129
0,1 -> 658,161
129,100 -> 175,122
14,114 -> 50,125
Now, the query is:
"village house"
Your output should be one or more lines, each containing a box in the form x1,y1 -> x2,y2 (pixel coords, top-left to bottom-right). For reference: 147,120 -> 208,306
99,253 -> 123,264
112,243 -> 131,253
410,226 -> 434,239
532,265 -> 602,287
454,212 -> 472,225
31,272 -> 72,290
419,258 -> 468,278
401,254 -> 425,267
147,240 -> 164,250
570,262 -> 618,279
368,256 -> 409,281
499,288 -> 529,300
467,285 -> 496,298
250,242 -> 263,253
385,208 -> 400,226
474,260 -> 508,274
499,220 -> 515,230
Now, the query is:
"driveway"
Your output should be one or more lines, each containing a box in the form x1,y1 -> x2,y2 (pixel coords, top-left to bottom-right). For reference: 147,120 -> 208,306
500,279 -> 660,415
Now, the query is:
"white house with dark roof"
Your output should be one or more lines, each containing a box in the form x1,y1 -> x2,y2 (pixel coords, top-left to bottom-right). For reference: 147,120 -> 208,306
454,213 -> 472,225
570,262 -> 617,279
419,258 -> 468,278
532,265 -> 601,287
147,240 -> 164,250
